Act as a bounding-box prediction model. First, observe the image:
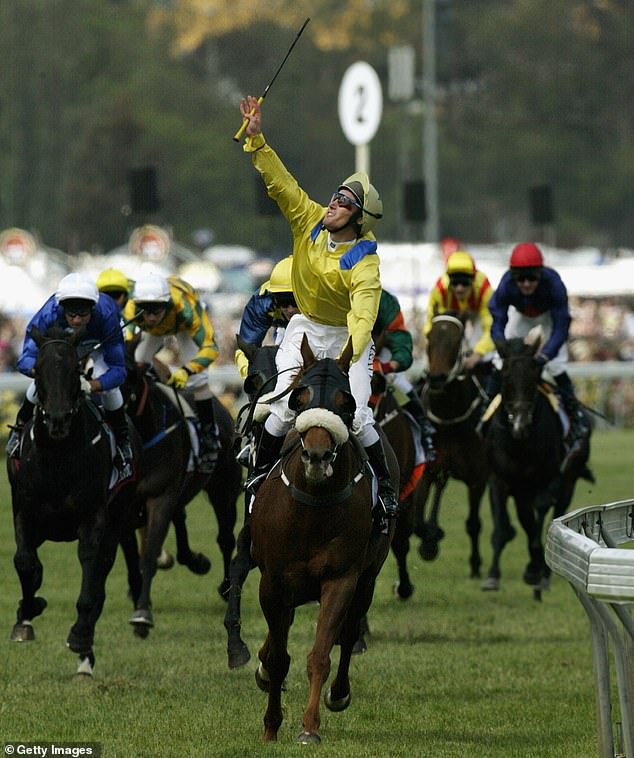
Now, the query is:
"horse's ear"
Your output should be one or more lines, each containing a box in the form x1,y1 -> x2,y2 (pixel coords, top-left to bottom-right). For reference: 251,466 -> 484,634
524,325 -> 544,353
495,338 -> 508,358
30,326 -> 45,347
300,334 -> 316,368
236,334 -> 257,362
338,337 -> 354,375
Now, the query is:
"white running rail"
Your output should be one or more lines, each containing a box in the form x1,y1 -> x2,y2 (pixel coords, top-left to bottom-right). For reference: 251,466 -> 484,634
546,500 -> 634,757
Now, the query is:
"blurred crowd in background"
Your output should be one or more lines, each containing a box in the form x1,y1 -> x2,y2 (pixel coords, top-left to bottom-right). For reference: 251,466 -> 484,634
2,226 -> 634,428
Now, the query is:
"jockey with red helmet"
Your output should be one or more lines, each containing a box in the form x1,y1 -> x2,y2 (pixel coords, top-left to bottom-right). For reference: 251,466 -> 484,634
487,242 -> 589,466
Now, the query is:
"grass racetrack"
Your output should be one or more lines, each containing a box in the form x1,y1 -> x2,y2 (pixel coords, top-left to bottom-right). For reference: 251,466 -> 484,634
1,429 -> 631,757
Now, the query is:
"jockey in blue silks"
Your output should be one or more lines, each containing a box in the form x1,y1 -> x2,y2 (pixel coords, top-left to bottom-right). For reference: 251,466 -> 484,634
8,272 -> 133,480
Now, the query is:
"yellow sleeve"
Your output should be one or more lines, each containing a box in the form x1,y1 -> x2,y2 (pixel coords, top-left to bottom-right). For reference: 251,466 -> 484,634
474,285 -> 495,355
234,348 -> 249,381
424,285 -> 443,336
346,256 -> 381,363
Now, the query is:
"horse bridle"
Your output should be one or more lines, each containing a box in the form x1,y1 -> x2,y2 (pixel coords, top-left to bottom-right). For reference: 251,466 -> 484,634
427,314 -> 468,387
35,338 -> 84,426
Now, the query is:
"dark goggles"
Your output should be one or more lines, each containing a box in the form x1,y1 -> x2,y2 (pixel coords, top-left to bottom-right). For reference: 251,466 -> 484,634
449,274 -> 474,288
63,306 -> 92,318
274,293 -> 297,308
511,268 -> 541,283
330,191 -> 362,211
137,302 -> 168,315
61,299 -> 93,318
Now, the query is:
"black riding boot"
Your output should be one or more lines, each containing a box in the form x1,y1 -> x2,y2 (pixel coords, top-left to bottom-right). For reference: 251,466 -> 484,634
106,406 -> 134,481
195,398 -> 221,474
403,389 -> 436,462
7,396 -> 35,458
365,438 -> 400,519
244,427 -> 285,496
555,372 -> 588,465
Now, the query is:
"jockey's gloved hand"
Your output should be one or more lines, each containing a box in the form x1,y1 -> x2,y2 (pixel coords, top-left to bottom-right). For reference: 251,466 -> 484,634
80,376 -> 93,395
167,367 -> 190,389
533,353 -> 548,374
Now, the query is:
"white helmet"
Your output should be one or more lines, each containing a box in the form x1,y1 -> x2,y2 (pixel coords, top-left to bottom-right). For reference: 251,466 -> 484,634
55,272 -> 99,304
133,271 -> 171,303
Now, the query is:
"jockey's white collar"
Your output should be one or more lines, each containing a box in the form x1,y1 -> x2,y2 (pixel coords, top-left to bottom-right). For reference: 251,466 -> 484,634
327,234 -> 350,251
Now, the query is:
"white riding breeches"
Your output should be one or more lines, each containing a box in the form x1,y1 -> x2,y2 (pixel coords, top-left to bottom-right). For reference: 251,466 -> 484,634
493,307 -> 568,377
26,349 -> 124,411
135,332 -> 212,400
264,314 -> 378,446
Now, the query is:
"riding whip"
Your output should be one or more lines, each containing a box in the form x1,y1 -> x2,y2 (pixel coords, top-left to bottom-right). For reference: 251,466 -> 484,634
232,18 -> 310,142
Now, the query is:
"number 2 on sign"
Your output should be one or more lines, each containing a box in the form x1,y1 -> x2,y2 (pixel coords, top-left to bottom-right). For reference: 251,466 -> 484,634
355,85 -> 367,124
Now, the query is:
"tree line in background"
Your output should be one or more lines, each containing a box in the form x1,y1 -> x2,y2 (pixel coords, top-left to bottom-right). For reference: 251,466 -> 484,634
0,0 -> 631,256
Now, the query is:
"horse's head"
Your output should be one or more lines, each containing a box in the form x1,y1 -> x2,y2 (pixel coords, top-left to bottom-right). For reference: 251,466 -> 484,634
32,325 -> 84,440
498,327 -> 545,439
289,335 -> 356,484
426,312 -> 466,391
237,335 -> 279,402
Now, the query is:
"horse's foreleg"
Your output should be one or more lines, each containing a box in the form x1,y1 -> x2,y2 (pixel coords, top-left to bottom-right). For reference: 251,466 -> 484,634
329,573 -> 378,712
68,512 -> 115,656
300,577 -> 357,743
465,482 -> 485,579
419,473 -> 448,561
173,506 -> 211,576
119,529 -> 142,606
224,521 -> 255,668
390,510 -> 414,600
130,495 -> 173,631
514,495 -> 545,589
257,574 -> 292,742
482,478 -> 514,591
11,517 -> 46,640
205,472 -> 239,599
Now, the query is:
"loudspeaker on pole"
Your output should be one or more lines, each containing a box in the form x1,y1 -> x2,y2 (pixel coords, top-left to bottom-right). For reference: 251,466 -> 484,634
404,180 -> 427,222
128,167 -> 160,213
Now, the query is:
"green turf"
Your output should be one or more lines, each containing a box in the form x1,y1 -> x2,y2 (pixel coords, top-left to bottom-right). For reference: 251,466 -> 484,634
0,429 -> 629,757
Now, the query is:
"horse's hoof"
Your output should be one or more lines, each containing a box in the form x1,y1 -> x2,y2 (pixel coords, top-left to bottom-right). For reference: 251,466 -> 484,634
352,635 -> 367,655
10,621 -> 35,642
325,688 -> 351,712
228,642 -> 251,669
179,552 -> 211,576
394,581 -> 414,600
156,549 -> 175,570
133,625 -> 150,639
76,655 -> 94,677
255,662 -> 270,692
481,576 -> 500,591
129,609 -> 154,628
217,579 -> 230,601
522,569 -> 542,587
418,541 -> 439,561
296,731 -> 321,745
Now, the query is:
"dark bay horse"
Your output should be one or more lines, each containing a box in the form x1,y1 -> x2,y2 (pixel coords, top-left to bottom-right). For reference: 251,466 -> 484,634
224,337 -> 279,668
418,312 -> 488,578
250,335 -> 396,744
7,326 -> 139,675
370,370 -> 424,602
482,328 -> 594,599
121,352 -> 241,635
